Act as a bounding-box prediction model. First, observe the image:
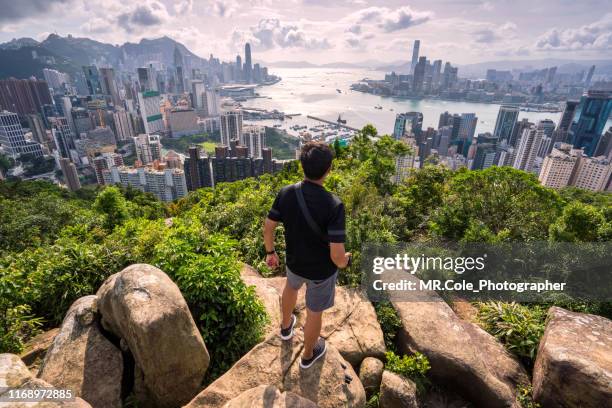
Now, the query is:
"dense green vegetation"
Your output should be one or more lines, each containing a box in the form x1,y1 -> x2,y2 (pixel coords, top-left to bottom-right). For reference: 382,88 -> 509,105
1,124 -> 610,383
265,127 -> 300,160
161,132 -> 217,154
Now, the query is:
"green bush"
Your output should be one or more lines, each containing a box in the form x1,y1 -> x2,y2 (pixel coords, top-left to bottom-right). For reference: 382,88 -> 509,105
385,351 -> 431,393
374,301 -> 402,352
516,384 -> 540,408
0,305 -> 42,353
477,301 -> 546,365
365,393 -> 380,408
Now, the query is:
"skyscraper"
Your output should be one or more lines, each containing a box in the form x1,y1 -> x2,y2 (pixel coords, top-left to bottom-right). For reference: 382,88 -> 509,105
0,111 -> 28,157
235,55 -> 242,81
493,105 -> 519,143
241,125 -> 266,158
393,112 -> 423,140
137,91 -> 163,134
458,113 -> 478,140
244,43 -> 253,84
201,89 -> 220,117
412,57 -> 426,93
52,117 -> 76,160
557,100 -> 579,132
133,134 -> 162,165
584,65 -> 595,87
220,110 -> 243,146
174,47 -> 185,94
410,40 -> 420,74
0,78 -> 53,117
99,67 -> 121,107
569,90 -> 612,156
513,125 -> 543,173
431,60 -> 442,89
59,158 -> 81,191
83,66 -> 102,96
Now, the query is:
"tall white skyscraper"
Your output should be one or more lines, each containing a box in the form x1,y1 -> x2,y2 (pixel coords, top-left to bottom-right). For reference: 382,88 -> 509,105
201,89 -> 220,117
220,110 -> 243,146
138,91 -> 163,134
241,125 -> 266,158
513,125 -> 543,173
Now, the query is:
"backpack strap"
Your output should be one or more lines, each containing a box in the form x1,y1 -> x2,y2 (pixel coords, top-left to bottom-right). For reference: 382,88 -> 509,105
294,182 -> 329,243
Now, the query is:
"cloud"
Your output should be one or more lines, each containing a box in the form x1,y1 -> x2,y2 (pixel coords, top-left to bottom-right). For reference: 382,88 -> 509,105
349,6 -> 432,33
535,13 -> 612,50
173,0 -> 193,15
211,0 -> 239,17
233,18 -> 331,50
80,17 -> 112,34
0,0 -> 72,24
470,21 -> 516,43
117,2 -> 169,33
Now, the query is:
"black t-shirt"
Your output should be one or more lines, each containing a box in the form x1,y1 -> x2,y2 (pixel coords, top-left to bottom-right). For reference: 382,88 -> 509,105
267,180 -> 346,280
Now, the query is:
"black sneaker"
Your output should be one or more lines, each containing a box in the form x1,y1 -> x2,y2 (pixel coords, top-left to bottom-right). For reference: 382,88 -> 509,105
300,338 -> 327,369
280,314 -> 297,340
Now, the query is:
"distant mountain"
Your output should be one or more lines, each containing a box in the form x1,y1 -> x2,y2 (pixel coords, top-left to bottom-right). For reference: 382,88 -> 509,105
0,38 -> 40,50
267,60 -> 319,68
266,60 -> 384,69
0,34 -> 207,80
458,58 -> 612,78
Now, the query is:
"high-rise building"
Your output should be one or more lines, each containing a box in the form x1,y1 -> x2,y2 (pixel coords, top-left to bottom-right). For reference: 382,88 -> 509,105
458,113 -> 478,140
539,143 -> 612,191
594,127 -> 612,159
471,133 -> 497,170
513,125 -> 543,173
184,145 -> 213,190
393,112 -> 423,140
410,40 -> 420,74
235,55 -> 242,81
137,91 -> 164,134
133,133 -> 162,165
412,57 -> 426,93
103,166 -> 188,202
169,108 -> 199,137
43,68 -> 71,92
441,63 -> 458,90
52,117 -> 76,160
26,114 -> 46,145
244,43 -> 253,84
59,158 -> 81,191
0,78 -> 53,117
569,90 -> 612,156
241,125 -> 266,158
536,119 -> 556,157
83,66 -> 102,96
113,109 -> 136,141
191,80 -> 205,109
220,110 -> 243,146
557,100 -> 579,132
99,67 -> 121,107
137,67 -> 156,92
93,152 -> 124,185
201,89 -> 220,117
493,105 -> 519,143
1,110 -> 41,157
584,65 -> 595,87
431,60 -> 442,89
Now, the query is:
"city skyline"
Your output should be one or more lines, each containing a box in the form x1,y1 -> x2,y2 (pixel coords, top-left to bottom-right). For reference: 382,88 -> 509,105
1,0 -> 611,65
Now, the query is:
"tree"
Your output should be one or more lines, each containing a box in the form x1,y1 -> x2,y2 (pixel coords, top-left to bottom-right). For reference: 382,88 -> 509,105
93,186 -> 129,231
549,201 -> 607,242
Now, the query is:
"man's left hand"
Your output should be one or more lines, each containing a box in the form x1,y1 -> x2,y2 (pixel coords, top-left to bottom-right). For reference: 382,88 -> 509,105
266,252 -> 280,269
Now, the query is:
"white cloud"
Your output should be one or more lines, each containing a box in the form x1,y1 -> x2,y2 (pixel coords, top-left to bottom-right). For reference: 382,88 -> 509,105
233,18 -> 332,51
349,6 -> 432,33
536,13 -> 612,50
116,1 -> 170,33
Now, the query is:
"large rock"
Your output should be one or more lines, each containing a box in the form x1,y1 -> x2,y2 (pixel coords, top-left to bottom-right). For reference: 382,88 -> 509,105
96,264 -> 209,408
241,267 -> 385,366
359,357 -> 384,397
38,296 -> 123,408
379,370 -> 418,408
184,332 -> 365,408
0,353 -> 91,408
221,385 -> 318,408
393,289 -> 528,407
20,328 -> 59,368
532,307 -> 612,408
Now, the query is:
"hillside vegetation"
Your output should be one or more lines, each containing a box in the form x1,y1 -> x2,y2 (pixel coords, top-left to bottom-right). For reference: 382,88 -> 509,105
1,124 -> 610,382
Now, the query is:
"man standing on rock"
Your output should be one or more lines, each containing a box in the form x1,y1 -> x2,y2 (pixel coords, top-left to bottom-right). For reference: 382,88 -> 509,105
263,141 -> 351,369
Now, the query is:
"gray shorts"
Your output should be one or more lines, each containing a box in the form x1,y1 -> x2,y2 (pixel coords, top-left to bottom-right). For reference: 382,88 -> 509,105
286,267 -> 337,312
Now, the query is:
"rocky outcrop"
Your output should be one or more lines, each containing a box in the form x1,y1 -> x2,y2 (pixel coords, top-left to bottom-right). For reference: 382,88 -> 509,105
0,353 -> 92,407
393,289 -> 528,407
379,370 -> 418,408
38,296 -> 123,408
97,264 -> 209,408
221,385 -> 318,408
20,328 -> 59,368
241,267 -> 385,366
532,307 -> 612,408
184,332 -> 365,408
359,357 -> 384,397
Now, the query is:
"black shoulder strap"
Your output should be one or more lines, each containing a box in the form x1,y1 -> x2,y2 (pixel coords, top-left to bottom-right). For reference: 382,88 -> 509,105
294,182 -> 329,243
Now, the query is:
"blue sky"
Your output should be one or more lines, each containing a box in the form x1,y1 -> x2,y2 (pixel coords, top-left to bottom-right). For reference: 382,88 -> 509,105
0,0 -> 610,64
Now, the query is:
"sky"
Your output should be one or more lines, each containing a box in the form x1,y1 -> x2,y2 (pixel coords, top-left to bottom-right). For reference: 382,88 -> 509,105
0,0 -> 611,66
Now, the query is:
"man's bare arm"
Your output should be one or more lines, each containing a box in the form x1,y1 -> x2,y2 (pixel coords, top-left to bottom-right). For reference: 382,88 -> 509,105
263,217 -> 280,268
330,242 -> 351,269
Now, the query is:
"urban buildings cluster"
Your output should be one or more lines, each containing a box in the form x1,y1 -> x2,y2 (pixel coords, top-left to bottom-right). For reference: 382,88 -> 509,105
392,89 -> 612,191
0,42 -> 289,200
352,40 -> 603,108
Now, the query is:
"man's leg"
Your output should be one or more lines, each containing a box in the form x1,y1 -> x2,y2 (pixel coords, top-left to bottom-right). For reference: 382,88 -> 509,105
302,308 -> 323,359
281,281 -> 299,329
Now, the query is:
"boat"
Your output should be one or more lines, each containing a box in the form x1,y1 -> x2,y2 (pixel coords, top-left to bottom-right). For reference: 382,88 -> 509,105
336,89 -> 342,93
374,105 -> 383,110
337,114 -> 347,124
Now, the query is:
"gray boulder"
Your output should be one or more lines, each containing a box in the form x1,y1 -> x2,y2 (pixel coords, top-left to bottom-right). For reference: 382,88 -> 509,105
97,264 -> 209,408
532,307 -> 612,408
359,357 -> 384,397
38,296 -> 123,408
221,385 -> 318,408
379,370 -> 418,408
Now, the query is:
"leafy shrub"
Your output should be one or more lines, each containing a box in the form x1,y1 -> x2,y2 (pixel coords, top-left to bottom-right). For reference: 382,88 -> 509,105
477,301 -> 546,366
365,393 -> 380,408
374,301 -> 402,352
0,305 -> 42,353
516,384 -> 540,408
385,351 -> 431,393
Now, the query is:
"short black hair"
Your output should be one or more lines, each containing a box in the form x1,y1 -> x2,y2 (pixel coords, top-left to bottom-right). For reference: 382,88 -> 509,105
300,142 -> 333,180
